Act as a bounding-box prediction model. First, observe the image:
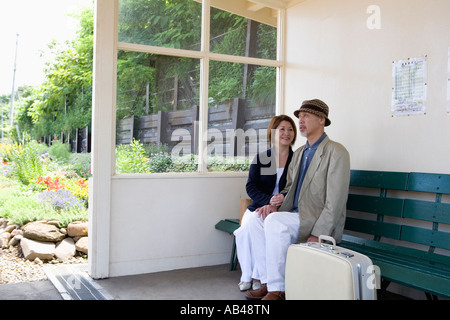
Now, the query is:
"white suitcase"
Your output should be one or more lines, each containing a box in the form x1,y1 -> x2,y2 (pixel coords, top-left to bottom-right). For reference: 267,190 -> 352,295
285,235 -> 378,300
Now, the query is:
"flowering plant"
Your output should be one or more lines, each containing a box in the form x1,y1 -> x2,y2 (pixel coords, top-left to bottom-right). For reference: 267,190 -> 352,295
37,189 -> 86,211
37,171 -> 89,206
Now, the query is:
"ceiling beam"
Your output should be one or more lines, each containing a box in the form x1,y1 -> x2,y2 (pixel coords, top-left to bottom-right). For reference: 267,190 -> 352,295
207,0 -> 279,26
247,0 -> 287,10
247,1 -> 266,12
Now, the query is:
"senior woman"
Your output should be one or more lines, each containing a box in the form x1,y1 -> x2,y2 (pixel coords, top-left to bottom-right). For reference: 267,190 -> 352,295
234,114 -> 297,291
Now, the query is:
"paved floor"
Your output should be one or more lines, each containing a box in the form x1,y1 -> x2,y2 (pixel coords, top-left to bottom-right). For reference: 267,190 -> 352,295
0,263 -> 415,301
0,280 -> 62,300
0,264 -> 244,301
94,264 -> 244,300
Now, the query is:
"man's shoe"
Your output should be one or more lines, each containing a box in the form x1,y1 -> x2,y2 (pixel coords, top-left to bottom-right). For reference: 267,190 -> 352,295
245,284 -> 267,300
261,291 -> 285,300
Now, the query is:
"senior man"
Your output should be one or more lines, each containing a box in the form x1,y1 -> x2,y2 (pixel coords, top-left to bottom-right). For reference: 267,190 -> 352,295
245,99 -> 351,300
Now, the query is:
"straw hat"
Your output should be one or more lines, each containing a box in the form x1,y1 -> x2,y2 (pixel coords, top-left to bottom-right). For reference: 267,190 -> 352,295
293,99 -> 331,127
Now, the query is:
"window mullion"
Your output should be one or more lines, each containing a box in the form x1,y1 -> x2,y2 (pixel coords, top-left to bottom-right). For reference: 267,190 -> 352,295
198,0 -> 211,173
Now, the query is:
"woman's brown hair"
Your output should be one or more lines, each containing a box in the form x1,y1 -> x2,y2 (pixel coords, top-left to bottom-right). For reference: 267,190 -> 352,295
267,115 -> 297,146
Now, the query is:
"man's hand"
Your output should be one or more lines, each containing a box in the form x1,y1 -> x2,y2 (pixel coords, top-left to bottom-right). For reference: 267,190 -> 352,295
307,235 -> 319,243
255,205 -> 278,220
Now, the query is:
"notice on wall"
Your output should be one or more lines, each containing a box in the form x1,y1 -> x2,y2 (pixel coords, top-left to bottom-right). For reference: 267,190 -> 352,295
447,48 -> 450,114
392,56 -> 427,116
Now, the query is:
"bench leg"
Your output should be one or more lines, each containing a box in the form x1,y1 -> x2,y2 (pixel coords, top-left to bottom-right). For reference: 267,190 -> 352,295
425,293 -> 439,300
230,237 -> 238,271
377,279 -> 391,300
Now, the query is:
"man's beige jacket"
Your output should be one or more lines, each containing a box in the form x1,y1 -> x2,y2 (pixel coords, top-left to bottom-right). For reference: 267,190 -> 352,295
279,136 -> 351,243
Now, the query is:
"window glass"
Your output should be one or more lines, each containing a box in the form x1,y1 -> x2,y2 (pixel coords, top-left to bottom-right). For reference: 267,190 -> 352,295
210,7 -> 277,60
115,1 -> 279,174
116,51 -> 200,173
207,60 -> 276,172
118,0 -> 202,51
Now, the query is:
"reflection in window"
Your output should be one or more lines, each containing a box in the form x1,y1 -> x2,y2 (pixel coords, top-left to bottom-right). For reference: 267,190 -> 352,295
207,61 -> 276,172
115,0 -> 279,174
118,0 -> 202,50
116,51 -> 200,173
210,7 -> 277,60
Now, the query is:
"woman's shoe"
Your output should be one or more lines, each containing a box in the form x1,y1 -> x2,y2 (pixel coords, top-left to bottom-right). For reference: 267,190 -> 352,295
238,281 -> 252,291
252,281 -> 262,290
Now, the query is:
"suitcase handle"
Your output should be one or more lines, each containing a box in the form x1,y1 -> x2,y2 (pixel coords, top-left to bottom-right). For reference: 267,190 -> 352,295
318,235 -> 336,250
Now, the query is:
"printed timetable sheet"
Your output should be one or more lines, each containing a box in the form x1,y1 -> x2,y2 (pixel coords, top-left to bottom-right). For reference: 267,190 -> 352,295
392,56 -> 427,116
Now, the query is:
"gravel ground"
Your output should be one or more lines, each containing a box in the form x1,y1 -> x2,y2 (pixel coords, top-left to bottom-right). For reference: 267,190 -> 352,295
0,246 -> 86,284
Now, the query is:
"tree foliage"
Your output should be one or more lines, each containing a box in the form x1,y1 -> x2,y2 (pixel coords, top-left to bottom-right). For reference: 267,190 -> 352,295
16,7 -> 94,142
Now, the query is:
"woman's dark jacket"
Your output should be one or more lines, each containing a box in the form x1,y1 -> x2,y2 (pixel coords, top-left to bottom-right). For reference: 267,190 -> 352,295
246,148 -> 294,211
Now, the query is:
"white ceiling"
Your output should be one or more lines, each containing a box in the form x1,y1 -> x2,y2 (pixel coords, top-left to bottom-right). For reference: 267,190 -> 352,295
195,0 -> 307,26
248,0 -> 307,10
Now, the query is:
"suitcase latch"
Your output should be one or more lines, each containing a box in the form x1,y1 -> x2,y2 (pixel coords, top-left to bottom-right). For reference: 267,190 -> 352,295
339,251 -> 354,258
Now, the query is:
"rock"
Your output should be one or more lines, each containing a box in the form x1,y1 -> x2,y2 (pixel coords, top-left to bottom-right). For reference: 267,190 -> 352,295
8,234 -> 22,247
75,236 -> 88,254
0,232 -> 11,249
55,238 -> 76,261
11,228 -> 23,237
20,238 -> 55,261
47,220 -> 60,227
4,224 -> 17,234
22,221 -> 66,242
67,221 -> 88,237
0,218 -> 7,229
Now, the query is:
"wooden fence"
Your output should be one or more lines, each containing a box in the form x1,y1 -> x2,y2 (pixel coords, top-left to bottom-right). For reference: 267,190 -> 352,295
116,98 -> 275,157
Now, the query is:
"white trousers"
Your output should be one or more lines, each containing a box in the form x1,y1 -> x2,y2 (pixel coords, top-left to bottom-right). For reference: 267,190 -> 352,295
235,209 -> 300,292
234,209 -> 258,283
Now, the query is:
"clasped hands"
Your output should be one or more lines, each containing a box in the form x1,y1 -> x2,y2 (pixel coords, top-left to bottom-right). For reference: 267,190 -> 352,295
255,193 -> 319,243
255,193 -> 285,220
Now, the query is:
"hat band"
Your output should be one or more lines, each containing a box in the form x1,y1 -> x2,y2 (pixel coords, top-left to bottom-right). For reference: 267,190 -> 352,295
300,104 -> 328,117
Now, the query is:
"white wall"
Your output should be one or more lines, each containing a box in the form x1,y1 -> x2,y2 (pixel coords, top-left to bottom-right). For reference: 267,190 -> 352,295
108,174 -> 247,277
285,0 -> 450,174
283,0 -> 450,299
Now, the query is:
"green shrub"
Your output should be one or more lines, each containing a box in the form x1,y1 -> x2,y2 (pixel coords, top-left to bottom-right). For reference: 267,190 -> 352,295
116,138 -> 151,173
148,151 -> 173,172
171,154 -> 198,172
8,141 -> 46,185
48,140 -> 71,163
68,153 -> 92,178
207,156 -> 250,172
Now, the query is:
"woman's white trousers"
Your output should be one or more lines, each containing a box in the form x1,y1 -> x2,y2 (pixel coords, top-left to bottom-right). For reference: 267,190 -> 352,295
235,209 -> 300,292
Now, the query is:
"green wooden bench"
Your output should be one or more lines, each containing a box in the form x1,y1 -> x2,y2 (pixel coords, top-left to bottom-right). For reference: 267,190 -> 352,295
215,199 -> 252,270
340,170 -> 450,300
214,218 -> 240,271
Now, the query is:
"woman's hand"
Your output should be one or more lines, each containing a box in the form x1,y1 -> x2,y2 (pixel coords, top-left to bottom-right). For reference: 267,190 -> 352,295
255,205 -> 278,220
269,193 -> 284,206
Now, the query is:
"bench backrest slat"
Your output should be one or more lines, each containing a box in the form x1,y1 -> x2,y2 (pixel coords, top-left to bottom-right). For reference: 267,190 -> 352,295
350,170 -> 409,190
407,172 -> 450,194
346,170 -> 450,254
404,199 -> 450,224
401,226 -> 450,250
345,217 -> 402,239
347,194 -> 404,217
